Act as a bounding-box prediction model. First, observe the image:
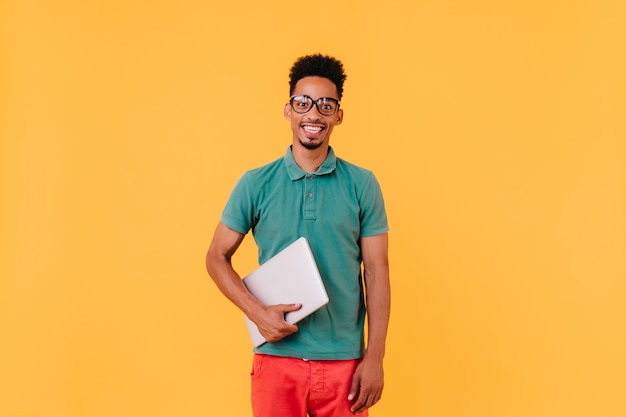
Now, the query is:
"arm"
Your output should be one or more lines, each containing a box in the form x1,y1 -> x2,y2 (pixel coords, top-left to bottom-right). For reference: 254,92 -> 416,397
349,232 -> 390,413
205,222 -> 301,343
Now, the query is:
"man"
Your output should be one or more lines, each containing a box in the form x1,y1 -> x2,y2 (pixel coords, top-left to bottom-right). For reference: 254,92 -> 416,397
205,53 -> 390,417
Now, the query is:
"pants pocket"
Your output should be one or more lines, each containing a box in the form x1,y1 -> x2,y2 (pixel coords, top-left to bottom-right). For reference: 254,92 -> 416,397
250,354 -> 265,377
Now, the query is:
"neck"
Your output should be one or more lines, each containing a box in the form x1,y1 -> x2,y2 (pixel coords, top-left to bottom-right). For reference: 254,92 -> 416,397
291,143 -> 329,174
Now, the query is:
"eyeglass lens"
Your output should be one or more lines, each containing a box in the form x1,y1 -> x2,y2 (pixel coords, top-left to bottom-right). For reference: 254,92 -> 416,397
291,95 -> 338,116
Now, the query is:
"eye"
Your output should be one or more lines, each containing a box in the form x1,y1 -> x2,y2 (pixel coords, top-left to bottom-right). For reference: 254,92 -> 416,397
293,96 -> 310,108
318,99 -> 336,113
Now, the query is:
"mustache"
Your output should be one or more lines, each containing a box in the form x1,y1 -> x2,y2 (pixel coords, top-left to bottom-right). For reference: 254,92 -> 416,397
300,118 -> 328,128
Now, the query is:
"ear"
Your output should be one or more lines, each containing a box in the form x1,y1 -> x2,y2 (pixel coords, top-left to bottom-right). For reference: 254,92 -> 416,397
284,103 -> 292,120
335,108 -> 344,125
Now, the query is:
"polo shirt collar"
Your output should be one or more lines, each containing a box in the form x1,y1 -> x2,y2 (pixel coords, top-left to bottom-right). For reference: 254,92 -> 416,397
283,145 -> 337,180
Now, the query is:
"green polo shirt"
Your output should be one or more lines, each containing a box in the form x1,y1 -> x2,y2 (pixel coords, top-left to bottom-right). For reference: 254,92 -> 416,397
221,146 -> 388,359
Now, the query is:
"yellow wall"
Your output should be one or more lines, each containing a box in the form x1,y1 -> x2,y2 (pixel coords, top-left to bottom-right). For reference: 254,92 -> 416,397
1,1 -> 625,416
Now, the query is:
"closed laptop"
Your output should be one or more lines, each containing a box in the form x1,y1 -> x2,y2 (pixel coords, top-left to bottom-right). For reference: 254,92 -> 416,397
242,237 -> 329,347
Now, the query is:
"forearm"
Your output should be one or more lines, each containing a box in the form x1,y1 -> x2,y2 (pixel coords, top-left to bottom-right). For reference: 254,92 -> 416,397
349,234 -> 390,413
205,253 -> 264,319
205,223 -> 264,319
360,233 -> 391,361
363,265 -> 390,360
205,223 -> 300,342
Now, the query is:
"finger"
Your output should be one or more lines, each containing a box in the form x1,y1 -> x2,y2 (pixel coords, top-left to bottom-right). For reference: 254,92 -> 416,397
350,392 -> 370,414
362,389 -> 383,413
352,384 -> 384,413
264,322 -> 299,342
348,374 -> 360,403
284,322 -> 299,333
279,303 -> 302,312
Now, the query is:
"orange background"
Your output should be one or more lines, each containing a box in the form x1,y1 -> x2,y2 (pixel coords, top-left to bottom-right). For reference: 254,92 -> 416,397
1,1 -> 625,416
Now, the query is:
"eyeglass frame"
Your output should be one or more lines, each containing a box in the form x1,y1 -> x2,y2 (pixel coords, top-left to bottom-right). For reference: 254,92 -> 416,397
289,95 -> 341,116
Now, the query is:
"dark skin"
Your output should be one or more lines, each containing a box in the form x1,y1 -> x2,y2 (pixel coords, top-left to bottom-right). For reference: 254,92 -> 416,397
206,76 -> 390,414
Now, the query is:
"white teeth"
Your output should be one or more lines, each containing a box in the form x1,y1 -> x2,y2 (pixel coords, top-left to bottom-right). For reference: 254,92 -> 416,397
303,126 -> 322,133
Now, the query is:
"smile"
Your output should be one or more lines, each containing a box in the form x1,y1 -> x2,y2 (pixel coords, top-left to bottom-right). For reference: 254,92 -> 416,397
303,126 -> 323,133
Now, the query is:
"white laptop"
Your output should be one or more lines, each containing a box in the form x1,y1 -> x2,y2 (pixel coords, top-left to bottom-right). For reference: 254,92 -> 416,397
242,237 -> 329,347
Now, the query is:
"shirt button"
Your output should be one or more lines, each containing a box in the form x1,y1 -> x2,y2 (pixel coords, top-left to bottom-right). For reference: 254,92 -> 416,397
308,176 -> 314,180
307,193 -> 313,198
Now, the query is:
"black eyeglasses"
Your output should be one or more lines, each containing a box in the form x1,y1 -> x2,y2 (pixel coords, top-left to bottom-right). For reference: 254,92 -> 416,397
290,95 -> 340,116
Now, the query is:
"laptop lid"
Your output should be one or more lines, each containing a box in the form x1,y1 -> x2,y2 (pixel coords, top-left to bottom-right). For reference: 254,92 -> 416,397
242,237 -> 329,347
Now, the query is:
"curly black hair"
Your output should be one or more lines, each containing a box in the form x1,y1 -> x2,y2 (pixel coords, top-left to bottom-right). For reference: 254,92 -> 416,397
289,54 -> 347,99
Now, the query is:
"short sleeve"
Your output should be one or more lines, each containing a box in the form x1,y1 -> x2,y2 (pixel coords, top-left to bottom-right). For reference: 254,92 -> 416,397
220,173 -> 256,235
358,172 -> 389,237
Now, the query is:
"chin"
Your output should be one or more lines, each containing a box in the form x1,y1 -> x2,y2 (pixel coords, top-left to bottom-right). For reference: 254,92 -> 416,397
299,139 -> 324,150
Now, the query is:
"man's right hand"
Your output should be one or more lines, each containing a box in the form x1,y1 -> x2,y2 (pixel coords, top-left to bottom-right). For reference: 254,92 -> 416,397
253,303 -> 302,343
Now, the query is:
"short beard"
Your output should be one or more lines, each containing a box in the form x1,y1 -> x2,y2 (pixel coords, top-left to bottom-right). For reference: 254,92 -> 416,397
299,139 -> 323,150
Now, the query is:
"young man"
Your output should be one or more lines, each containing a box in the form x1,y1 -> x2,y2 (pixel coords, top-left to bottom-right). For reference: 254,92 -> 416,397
206,54 -> 390,416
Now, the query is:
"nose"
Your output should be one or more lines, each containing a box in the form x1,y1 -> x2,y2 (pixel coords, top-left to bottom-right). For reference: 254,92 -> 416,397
309,102 -> 325,117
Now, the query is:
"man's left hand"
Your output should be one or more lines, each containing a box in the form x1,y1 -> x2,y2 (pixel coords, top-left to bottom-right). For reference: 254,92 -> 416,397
348,353 -> 384,414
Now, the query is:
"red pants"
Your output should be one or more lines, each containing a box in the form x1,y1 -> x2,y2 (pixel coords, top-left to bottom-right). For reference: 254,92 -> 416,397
251,354 -> 367,417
